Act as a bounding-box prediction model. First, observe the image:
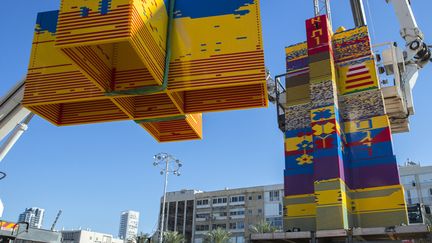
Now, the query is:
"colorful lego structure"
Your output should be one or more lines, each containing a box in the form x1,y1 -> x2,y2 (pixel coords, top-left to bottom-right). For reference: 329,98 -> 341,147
22,0 -> 267,142
283,15 -> 408,231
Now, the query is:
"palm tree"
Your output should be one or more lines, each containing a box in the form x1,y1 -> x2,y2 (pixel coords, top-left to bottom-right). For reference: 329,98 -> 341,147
136,233 -> 150,243
203,228 -> 231,243
249,221 -> 277,234
163,231 -> 185,243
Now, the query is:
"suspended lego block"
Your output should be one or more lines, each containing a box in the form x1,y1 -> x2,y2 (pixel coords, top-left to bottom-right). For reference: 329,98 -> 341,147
332,26 -> 372,64
166,0 -> 267,112
22,11 -> 131,126
55,0 -> 168,92
140,114 -> 203,142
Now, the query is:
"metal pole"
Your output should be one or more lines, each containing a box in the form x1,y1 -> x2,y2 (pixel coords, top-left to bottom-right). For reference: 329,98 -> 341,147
0,113 -> 34,162
159,159 -> 169,243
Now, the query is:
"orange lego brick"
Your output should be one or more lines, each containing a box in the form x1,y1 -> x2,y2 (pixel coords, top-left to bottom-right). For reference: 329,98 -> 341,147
28,99 -> 130,126
139,114 -> 203,142
173,83 -> 268,113
55,0 -> 168,92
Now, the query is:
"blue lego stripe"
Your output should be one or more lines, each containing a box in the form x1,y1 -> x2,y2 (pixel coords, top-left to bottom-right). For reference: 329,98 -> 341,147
36,11 -> 59,34
346,141 -> 394,161
284,166 -> 314,176
285,127 -> 312,138
174,0 -> 255,19
344,155 -> 397,168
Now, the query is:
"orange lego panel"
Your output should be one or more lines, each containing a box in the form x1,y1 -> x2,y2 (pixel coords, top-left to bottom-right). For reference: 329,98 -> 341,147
174,83 -> 268,113
140,114 -> 203,142
28,99 -> 130,126
112,93 -> 183,120
56,0 -> 168,91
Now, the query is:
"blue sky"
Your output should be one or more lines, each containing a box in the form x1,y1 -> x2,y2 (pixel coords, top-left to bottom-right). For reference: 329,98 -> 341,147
1,0 -> 432,236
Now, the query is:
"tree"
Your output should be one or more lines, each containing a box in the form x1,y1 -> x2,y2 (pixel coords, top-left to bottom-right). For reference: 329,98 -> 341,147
163,231 -> 185,243
136,232 -> 150,243
249,221 -> 277,234
203,228 -> 231,243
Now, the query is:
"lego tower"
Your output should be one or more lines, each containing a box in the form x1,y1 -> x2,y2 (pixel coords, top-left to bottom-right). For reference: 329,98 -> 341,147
283,15 -> 408,231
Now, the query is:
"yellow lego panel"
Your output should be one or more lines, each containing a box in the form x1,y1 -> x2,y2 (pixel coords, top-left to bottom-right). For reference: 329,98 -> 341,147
309,59 -> 336,83
337,59 -> 379,94
56,0 -> 167,89
344,115 -> 391,133
168,0 -> 265,91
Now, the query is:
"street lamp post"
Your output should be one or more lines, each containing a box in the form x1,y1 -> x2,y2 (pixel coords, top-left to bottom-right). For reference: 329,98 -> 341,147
153,153 -> 182,243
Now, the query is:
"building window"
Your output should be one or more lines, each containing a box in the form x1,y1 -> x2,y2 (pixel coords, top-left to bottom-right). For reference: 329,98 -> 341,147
212,197 -> 227,204
248,209 -> 253,215
196,213 -> 210,219
197,199 -> 209,206
212,224 -> 226,230
258,209 -> 262,214
229,221 -> 244,230
258,195 -> 262,200
230,210 -> 245,216
230,195 -> 245,203
269,190 -> 280,201
248,196 -> 252,200
196,225 -> 209,231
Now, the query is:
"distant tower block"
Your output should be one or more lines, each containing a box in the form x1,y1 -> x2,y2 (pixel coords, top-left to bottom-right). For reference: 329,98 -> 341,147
283,15 -> 407,232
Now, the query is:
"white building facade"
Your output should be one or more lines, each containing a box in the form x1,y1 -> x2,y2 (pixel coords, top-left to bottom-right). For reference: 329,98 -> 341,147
400,163 -> 432,206
118,210 -> 140,241
159,184 -> 284,243
62,229 -> 123,243
18,207 -> 45,229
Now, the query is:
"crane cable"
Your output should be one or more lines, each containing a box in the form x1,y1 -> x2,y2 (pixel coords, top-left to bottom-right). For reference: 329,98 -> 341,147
364,0 -> 377,44
105,0 -> 175,96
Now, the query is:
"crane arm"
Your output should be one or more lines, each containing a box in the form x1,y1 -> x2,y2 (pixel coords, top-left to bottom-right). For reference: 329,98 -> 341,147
0,81 -> 33,162
386,0 -> 431,114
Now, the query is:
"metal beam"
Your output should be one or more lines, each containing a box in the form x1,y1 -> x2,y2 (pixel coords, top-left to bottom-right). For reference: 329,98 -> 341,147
313,0 -> 332,26
350,0 -> 367,27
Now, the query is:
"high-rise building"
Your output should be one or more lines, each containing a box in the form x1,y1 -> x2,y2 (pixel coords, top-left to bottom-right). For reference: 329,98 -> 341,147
159,184 -> 284,243
118,210 -> 139,241
159,190 -> 200,243
18,207 -> 45,229
62,229 -> 123,243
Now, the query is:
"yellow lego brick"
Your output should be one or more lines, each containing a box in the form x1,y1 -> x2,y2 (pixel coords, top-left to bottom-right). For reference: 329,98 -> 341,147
286,84 -> 311,106
344,115 -> 391,133
309,59 -> 336,84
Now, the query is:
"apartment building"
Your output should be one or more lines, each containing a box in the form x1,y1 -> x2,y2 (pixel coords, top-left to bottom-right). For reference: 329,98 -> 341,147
159,184 -> 283,243
399,162 -> 432,206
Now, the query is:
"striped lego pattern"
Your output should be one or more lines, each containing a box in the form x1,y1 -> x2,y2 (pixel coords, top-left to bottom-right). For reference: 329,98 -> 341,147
283,15 -> 407,232
140,114 -> 203,142
23,10 -> 201,142
23,1 -> 268,142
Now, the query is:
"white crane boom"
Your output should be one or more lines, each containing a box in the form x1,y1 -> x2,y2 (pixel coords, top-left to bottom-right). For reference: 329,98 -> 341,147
0,81 -> 33,162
